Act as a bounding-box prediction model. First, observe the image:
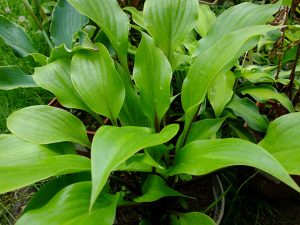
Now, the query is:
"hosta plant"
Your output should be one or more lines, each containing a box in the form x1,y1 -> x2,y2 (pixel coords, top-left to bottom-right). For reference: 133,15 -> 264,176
1,0 -> 300,224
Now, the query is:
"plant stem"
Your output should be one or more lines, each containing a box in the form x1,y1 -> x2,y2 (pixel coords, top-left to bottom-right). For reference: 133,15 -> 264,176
23,0 -> 53,50
288,42 -> 300,98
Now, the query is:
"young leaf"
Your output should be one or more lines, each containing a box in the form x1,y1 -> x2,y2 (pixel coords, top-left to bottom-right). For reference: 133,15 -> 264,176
67,0 -> 129,68
195,5 -> 216,37
50,0 -> 88,49
34,59 -> 90,111
169,139 -> 300,193
208,71 -> 235,117
0,16 -> 35,57
7,105 -> 90,147
193,1 -> 281,56
181,25 -> 279,113
144,0 -> 199,60
133,34 -> 172,128
71,44 -> 125,122
16,182 -> 118,225
240,85 -> 294,113
134,175 -> 187,203
0,135 -> 90,194
226,95 -> 269,132
259,113 -> 300,175
123,7 -> 146,29
90,124 -> 179,209
0,66 -> 37,90
170,212 -> 216,225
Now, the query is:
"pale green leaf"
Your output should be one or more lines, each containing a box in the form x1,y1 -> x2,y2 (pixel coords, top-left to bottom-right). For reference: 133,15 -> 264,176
17,182 -> 118,225
7,105 -> 90,147
68,0 -> 129,68
0,135 -> 90,194
240,85 -> 294,113
169,138 -> 300,193
91,124 -> 179,208
134,175 -> 187,202
133,34 -> 172,127
71,44 -> 125,122
124,7 -> 146,29
33,59 -> 90,111
208,71 -> 235,117
195,5 -> 216,37
226,95 -> 269,132
0,66 -> 37,90
259,113 -> 300,175
170,212 -> 216,225
144,0 -> 199,60
0,16 -> 35,57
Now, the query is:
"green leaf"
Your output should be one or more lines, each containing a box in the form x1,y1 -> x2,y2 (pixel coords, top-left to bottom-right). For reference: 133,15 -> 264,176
259,113 -> 300,175
0,66 -> 37,90
181,25 -> 279,112
208,71 -> 235,117
169,138 -> 300,193
195,5 -> 216,37
71,44 -> 125,122
33,59 -> 89,111
240,85 -> 294,113
193,1 -> 280,57
226,95 -> 269,132
124,7 -> 146,29
68,0 -> 129,68
17,182 -> 118,225
50,0 -> 88,49
186,118 -> 226,143
144,0 -> 199,60
0,135 -> 90,194
170,212 -> 216,225
7,105 -> 90,147
134,175 -> 187,203
91,124 -> 179,208
133,34 -> 172,127
0,16 -> 35,57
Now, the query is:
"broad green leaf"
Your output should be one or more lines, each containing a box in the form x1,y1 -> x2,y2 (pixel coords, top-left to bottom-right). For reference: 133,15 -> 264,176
193,2 -> 281,56
133,34 -> 172,127
124,7 -> 146,29
17,182 -> 118,225
169,138 -> 300,193
91,124 -> 179,208
68,0 -> 129,68
0,135 -> 90,194
0,16 -> 35,57
0,66 -> 37,90
240,85 -> 294,113
34,59 -> 90,111
259,113 -> 300,175
240,65 -> 276,83
208,71 -> 235,117
170,212 -> 216,225
144,0 -> 199,60
134,175 -> 186,202
7,105 -> 90,147
186,118 -> 226,143
227,121 -> 256,143
226,95 -> 269,132
195,5 -> 216,37
50,0 -> 88,49
181,25 -> 279,112
71,44 -> 125,122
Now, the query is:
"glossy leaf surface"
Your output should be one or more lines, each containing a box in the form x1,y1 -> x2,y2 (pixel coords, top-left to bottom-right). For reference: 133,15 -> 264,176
0,135 -> 90,194
259,113 -> 300,174
196,5 -> 216,37
144,0 -> 199,59
91,124 -> 179,208
169,138 -> 300,192
17,182 -> 118,225
0,16 -> 35,57
71,44 -> 125,121
50,0 -> 88,49
0,66 -> 37,90
171,212 -> 216,225
7,105 -> 90,147
133,34 -> 172,127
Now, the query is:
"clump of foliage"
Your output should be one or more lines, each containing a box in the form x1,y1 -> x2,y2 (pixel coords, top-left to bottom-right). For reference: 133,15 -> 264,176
0,0 -> 300,224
